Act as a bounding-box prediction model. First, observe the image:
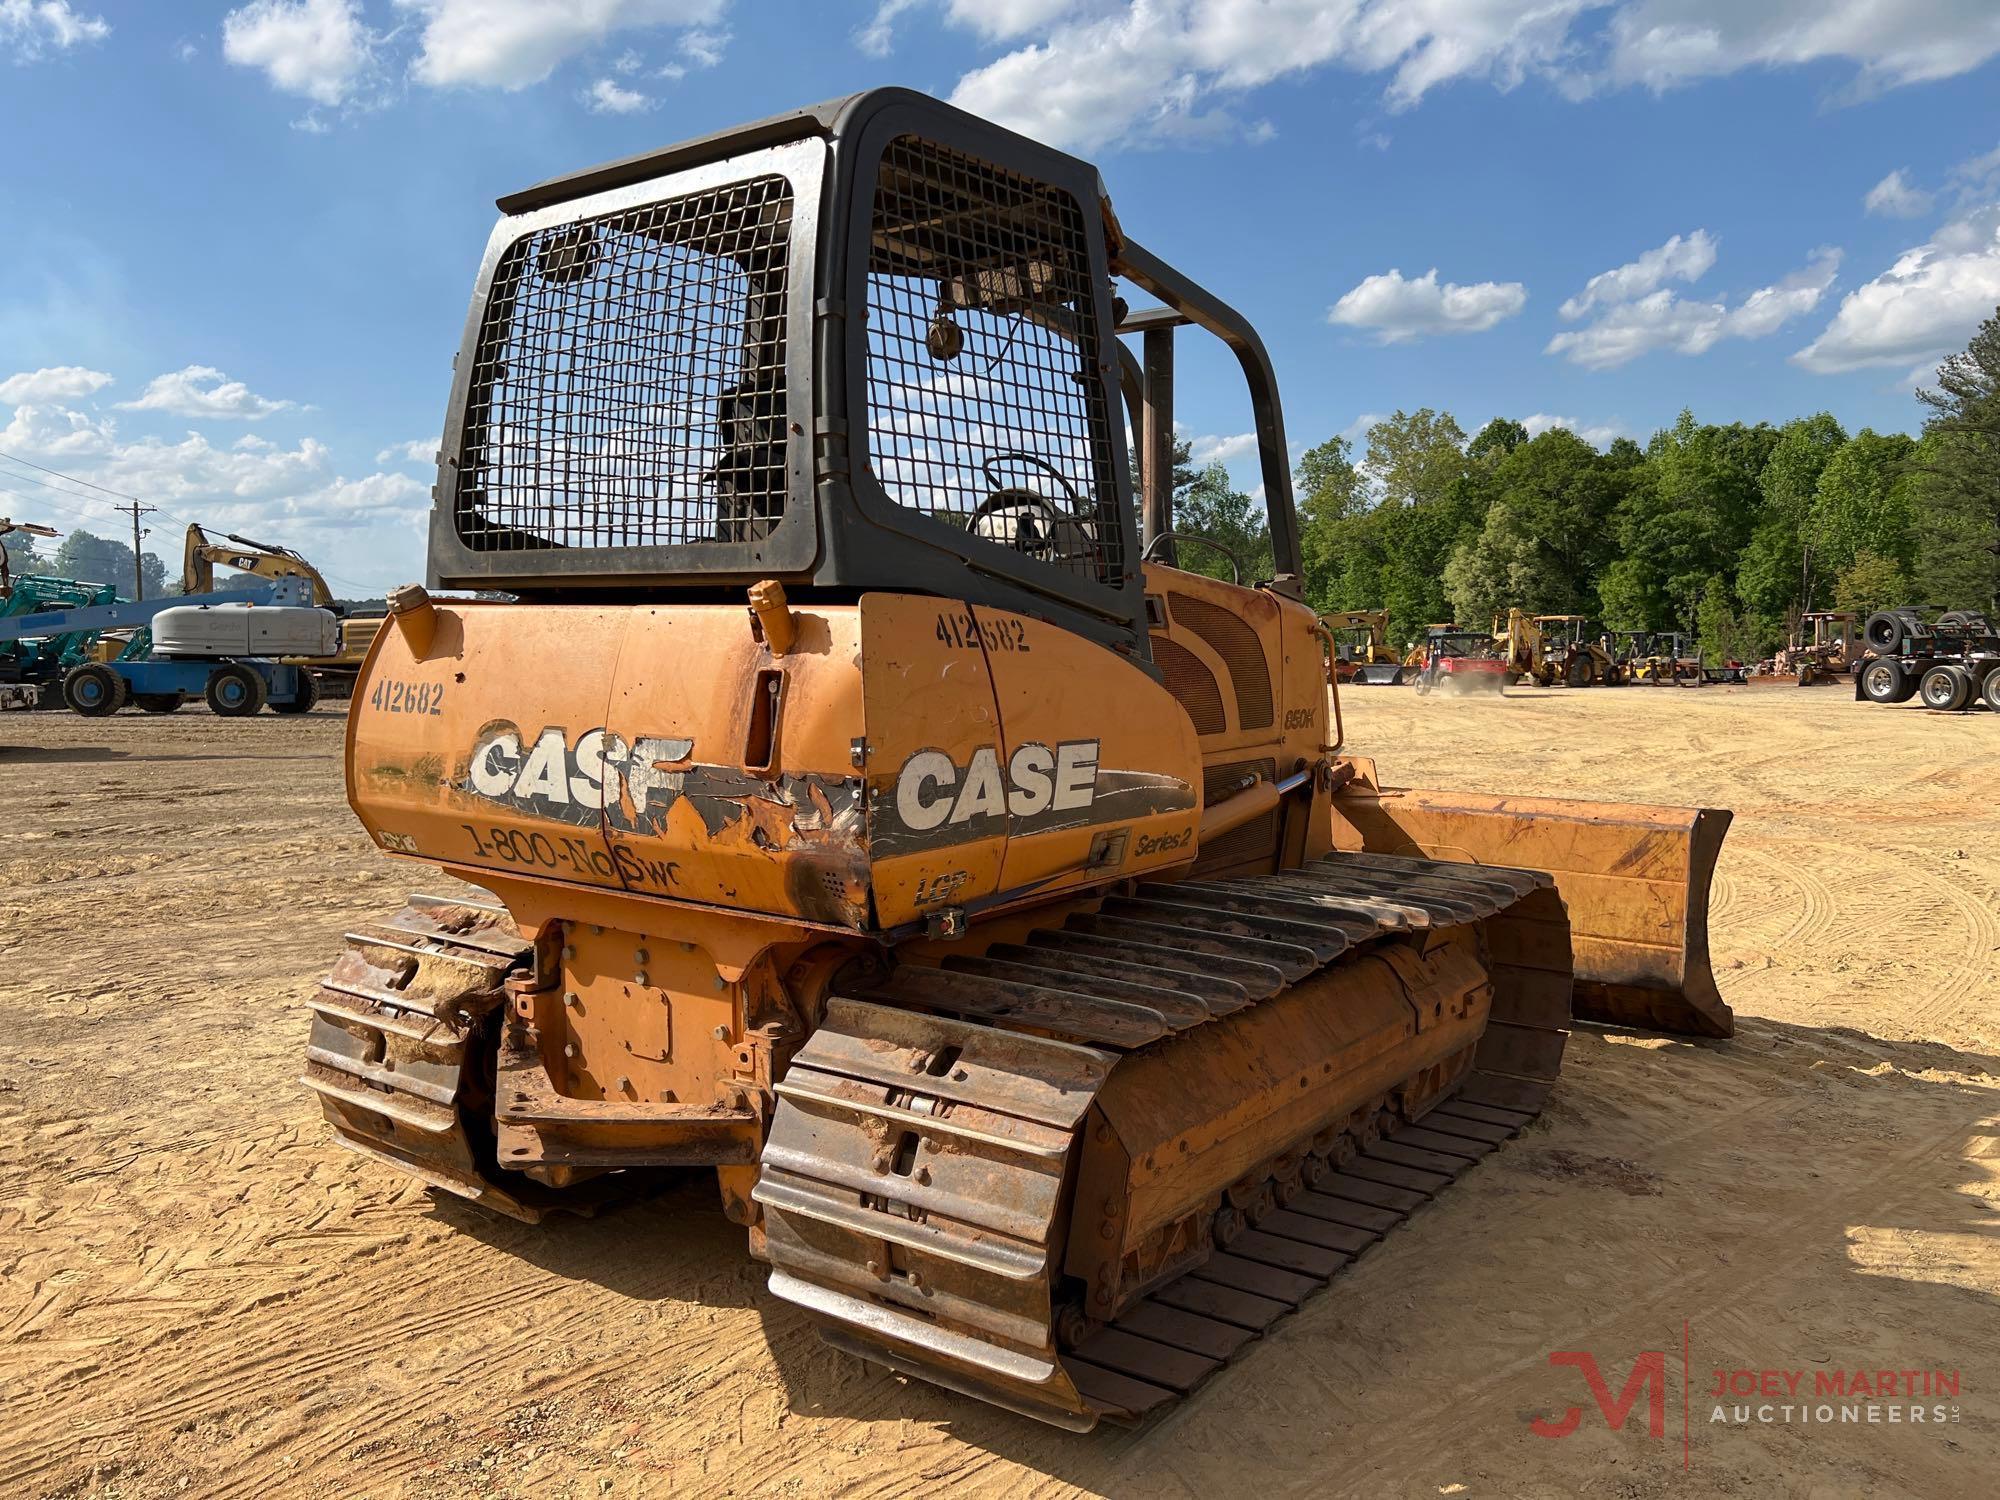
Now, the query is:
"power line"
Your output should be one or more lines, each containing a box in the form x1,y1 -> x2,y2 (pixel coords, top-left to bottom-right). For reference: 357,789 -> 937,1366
0,451 -> 386,600
0,449 -> 204,535
0,463 -> 134,519
0,446 -> 154,504
0,478 -> 124,527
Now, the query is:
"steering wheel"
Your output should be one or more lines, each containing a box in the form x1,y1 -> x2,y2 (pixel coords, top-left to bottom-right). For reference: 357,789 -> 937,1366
969,452 -> 1091,562
1141,530 -> 1242,585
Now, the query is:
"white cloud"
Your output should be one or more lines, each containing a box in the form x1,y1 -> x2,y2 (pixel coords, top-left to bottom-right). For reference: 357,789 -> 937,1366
1948,143 -> 2000,203
0,365 -> 113,405
1520,412 -> 1627,448
585,76 -> 652,113
1794,204 -> 2000,373
1724,249 -> 1844,339
1547,245 -> 1840,369
1188,431 -> 1257,466
1339,411 -> 1388,447
678,25 -> 726,67
1863,169 -> 1934,219
1328,267 -> 1527,343
0,402 -> 115,457
1558,230 -> 1717,320
1,0 -> 108,60
1603,1 -> 2000,96
942,3 -> 2000,153
0,393 -> 430,592
116,366 -> 297,421
375,437 -> 439,466
396,0 -> 723,90
856,0 -> 922,58
96,431 -> 332,502
221,0 -> 373,107
279,470 -> 430,529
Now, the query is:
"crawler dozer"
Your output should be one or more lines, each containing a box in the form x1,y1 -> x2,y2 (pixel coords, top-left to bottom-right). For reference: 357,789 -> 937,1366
305,91 -> 1734,1429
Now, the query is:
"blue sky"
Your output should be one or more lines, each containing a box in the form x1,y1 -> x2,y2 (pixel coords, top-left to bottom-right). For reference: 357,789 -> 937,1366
3,1 -> 1999,595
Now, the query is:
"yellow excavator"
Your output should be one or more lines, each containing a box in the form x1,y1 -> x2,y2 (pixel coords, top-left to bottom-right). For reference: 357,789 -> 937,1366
304,92 -> 1733,1429
182,523 -> 382,696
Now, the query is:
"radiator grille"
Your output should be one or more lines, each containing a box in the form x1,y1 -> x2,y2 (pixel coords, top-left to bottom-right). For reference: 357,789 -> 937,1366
1195,757 -> 1278,874
1151,634 -> 1226,735
1172,595 -> 1273,730
455,174 -> 794,552
1202,758 -> 1276,807
864,135 -> 1122,587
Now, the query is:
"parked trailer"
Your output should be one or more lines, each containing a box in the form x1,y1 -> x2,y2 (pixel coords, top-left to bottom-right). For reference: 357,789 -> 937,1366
1856,608 -> 2000,713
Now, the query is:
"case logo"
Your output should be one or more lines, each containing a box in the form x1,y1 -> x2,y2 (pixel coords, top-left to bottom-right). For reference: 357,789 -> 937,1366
894,740 -> 1100,832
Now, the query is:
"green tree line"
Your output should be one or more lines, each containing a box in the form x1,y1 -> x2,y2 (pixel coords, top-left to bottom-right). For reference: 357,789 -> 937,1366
1171,307 -> 2000,665
2,527 -> 174,597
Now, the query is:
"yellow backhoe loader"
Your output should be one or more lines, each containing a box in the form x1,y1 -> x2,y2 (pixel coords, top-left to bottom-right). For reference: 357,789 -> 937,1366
1321,608 -> 1407,685
182,523 -> 382,696
305,92 -> 1734,1430
1530,613 -> 1624,687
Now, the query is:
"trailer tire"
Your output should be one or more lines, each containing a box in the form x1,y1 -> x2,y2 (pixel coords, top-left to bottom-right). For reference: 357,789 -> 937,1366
134,693 -> 185,714
1676,662 -> 1703,687
1863,611 -> 1906,652
63,664 -> 127,716
1859,658 -> 1917,704
271,671 -> 321,715
206,664 -> 268,717
1918,663 -> 1973,712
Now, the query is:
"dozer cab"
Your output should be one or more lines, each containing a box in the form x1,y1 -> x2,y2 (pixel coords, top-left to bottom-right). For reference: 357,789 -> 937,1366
307,90 -> 1734,1430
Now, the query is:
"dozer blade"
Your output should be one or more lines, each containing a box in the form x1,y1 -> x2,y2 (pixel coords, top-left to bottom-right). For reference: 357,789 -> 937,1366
1350,663 -> 1408,686
1331,782 -> 1733,1038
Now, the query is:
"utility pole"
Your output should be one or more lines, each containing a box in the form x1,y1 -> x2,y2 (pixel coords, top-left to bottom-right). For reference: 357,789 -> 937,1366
115,500 -> 156,599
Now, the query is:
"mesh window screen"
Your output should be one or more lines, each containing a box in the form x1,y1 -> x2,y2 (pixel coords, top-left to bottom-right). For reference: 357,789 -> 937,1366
865,135 -> 1124,586
455,175 -> 794,553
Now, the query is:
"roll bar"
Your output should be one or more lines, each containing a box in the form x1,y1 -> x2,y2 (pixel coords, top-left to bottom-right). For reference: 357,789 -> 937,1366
1112,237 -> 1302,595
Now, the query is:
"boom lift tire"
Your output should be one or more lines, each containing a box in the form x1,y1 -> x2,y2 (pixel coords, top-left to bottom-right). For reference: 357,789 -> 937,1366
205,663 -> 268,717
62,663 -> 127,717
272,671 -> 321,715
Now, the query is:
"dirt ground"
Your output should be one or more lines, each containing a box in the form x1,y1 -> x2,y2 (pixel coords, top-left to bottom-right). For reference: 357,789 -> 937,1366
2,682 -> 1995,1500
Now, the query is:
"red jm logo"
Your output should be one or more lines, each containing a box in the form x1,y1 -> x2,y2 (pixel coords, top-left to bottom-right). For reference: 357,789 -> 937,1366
1531,1351 -> 1668,1439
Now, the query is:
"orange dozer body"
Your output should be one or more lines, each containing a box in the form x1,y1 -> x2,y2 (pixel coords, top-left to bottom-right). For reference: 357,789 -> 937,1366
303,89 -> 1736,1430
